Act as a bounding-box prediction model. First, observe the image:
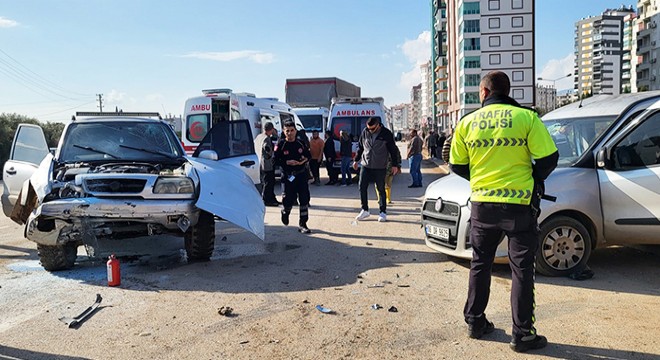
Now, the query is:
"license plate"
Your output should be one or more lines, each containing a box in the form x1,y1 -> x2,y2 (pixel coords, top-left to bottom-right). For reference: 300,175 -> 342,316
425,224 -> 449,240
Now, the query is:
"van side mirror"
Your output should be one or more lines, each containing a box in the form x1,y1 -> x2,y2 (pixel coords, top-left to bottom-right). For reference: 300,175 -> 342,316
596,146 -> 609,169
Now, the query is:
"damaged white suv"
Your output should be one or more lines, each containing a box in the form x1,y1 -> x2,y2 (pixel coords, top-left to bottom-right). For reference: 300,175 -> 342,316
1,113 -> 264,271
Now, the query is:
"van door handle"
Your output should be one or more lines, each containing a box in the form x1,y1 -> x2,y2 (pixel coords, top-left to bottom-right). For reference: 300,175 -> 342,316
240,160 -> 255,167
5,168 -> 16,175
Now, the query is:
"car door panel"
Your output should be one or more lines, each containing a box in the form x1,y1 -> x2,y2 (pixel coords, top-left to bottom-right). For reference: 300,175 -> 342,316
599,110 -> 660,245
2,124 -> 49,217
191,119 -> 260,184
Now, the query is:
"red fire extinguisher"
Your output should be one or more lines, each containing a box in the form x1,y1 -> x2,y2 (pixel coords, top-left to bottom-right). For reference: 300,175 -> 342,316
107,254 -> 121,287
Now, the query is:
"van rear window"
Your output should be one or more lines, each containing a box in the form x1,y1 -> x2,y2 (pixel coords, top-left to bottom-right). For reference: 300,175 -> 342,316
187,114 -> 210,142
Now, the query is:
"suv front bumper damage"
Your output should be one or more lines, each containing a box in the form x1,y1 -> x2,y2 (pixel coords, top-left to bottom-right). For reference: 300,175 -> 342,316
25,197 -> 199,246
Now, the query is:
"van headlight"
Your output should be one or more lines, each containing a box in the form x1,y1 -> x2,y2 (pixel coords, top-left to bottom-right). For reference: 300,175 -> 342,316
153,177 -> 194,194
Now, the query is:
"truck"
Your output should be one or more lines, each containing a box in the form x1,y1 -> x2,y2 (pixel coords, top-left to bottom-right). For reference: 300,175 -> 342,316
285,77 -> 361,110
421,92 -> 660,276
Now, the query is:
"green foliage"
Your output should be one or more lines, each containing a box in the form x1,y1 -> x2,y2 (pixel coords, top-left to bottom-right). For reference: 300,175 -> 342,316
0,113 -> 65,171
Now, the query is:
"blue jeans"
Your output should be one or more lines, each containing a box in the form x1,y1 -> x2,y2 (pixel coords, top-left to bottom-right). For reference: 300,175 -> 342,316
341,156 -> 352,185
410,153 -> 422,186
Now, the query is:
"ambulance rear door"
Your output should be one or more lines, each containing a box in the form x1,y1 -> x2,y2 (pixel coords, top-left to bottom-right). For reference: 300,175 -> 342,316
183,96 -> 212,154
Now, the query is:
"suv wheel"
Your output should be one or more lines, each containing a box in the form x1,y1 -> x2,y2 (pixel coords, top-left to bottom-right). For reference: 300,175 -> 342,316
37,243 -> 78,271
536,216 -> 592,277
185,210 -> 215,261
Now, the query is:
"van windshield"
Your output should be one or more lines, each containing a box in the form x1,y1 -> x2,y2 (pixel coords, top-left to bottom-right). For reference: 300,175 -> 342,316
298,114 -> 323,131
543,116 -> 616,167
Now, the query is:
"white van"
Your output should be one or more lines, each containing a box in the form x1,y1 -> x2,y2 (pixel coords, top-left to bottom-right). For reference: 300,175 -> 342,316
182,89 -> 304,154
293,107 -> 329,140
327,97 -> 386,168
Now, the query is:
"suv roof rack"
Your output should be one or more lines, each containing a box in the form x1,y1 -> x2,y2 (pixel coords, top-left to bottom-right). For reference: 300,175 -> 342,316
73,111 -> 162,120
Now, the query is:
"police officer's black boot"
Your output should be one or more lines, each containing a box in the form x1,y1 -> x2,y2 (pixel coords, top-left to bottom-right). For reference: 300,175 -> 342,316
281,208 -> 290,226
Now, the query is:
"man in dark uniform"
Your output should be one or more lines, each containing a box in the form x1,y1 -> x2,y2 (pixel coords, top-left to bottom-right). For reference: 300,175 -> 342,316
323,130 -> 338,185
449,71 -> 559,353
275,121 -> 312,234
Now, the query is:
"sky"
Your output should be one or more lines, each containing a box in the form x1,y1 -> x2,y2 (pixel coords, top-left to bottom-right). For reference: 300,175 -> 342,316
0,0 -> 637,122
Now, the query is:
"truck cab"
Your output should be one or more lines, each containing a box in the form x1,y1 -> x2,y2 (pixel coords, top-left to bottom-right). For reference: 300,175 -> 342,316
421,92 -> 660,276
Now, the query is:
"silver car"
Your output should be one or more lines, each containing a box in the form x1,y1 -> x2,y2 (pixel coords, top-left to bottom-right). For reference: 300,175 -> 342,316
422,92 -> 660,276
2,115 -> 265,271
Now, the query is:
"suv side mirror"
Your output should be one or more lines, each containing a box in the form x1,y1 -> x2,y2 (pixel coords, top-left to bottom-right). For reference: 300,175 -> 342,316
198,150 -> 218,161
596,146 -> 609,169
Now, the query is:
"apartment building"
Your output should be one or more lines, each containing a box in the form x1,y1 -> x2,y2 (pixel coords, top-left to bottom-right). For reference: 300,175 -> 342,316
431,0 -> 450,132
420,60 -> 434,125
410,84 -> 422,129
535,85 -> 557,114
444,0 -> 535,126
636,0 -> 660,91
574,6 -> 635,96
623,12 -> 638,93
391,103 -> 411,133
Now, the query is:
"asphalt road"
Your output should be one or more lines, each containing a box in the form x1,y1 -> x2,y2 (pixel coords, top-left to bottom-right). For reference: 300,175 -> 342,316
0,152 -> 659,359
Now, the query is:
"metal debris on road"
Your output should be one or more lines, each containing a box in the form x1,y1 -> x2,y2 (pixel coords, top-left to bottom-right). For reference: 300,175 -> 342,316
371,304 -> 383,310
58,294 -> 103,328
397,285 -> 410,288
443,268 -> 457,273
388,306 -> 398,313
315,305 -> 335,314
367,284 -> 385,288
366,242 -> 373,246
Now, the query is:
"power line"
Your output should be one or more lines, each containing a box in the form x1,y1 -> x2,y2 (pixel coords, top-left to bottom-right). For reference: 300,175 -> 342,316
34,100 -> 97,118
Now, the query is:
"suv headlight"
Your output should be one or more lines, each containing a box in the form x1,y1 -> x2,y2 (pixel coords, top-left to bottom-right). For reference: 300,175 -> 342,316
153,177 -> 194,194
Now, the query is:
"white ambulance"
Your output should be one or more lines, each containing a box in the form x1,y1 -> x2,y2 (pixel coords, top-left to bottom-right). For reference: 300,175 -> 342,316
327,97 -> 387,169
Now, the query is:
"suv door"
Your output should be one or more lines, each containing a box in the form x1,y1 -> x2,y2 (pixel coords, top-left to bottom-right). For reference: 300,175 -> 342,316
2,124 -> 49,217
598,110 -> 660,245
192,119 -> 260,184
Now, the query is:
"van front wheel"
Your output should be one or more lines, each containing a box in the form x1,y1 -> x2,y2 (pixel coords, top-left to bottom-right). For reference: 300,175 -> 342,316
536,216 -> 592,277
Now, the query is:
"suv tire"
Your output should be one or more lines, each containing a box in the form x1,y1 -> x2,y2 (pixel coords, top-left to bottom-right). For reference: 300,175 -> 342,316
185,210 -> 215,261
536,216 -> 592,277
37,243 -> 78,271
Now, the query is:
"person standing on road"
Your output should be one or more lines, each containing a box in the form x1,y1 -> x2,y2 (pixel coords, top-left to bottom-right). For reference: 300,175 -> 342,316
323,130 -> 339,185
407,129 -> 423,188
254,122 -> 279,207
309,130 -> 324,186
275,121 -> 313,234
437,131 -> 447,159
339,130 -> 353,186
353,117 -> 401,222
425,130 -> 438,159
449,71 -> 558,353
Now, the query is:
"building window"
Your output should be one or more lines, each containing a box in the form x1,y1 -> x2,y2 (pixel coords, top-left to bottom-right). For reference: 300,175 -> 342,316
465,74 -> 481,87
512,53 -> 524,64
490,54 -> 501,65
512,16 -> 523,28
512,71 -> 524,82
463,19 -> 480,33
489,18 -> 500,29
463,56 -> 481,68
489,0 -> 500,10
463,2 -> 480,14
512,0 -> 523,9
464,38 -> 481,51
489,36 -> 501,47
512,35 -> 524,46
512,89 -> 524,99
462,92 -> 481,104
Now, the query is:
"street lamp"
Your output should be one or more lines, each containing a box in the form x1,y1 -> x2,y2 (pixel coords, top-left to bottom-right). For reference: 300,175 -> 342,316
537,73 -> 572,88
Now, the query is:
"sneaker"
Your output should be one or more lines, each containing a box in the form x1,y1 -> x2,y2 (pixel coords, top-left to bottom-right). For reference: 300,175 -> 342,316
510,334 -> 548,353
355,210 -> 370,221
298,225 -> 311,234
467,319 -> 495,339
264,202 -> 280,207
377,212 -> 387,222
281,210 -> 289,226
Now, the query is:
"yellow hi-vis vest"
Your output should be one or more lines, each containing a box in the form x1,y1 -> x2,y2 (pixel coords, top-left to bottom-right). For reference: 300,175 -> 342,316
449,103 -> 557,205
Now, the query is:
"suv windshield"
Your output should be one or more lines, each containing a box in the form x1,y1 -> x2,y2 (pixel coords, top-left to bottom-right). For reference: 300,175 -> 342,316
298,114 -> 323,131
543,116 -> 615,167
59,121 -> 184,163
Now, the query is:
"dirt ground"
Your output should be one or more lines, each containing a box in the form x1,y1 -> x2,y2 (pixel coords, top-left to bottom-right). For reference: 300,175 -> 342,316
0,158 -> 659,360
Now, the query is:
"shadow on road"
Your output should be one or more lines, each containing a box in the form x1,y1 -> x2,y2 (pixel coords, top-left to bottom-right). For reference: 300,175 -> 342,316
0,346 -> 91,360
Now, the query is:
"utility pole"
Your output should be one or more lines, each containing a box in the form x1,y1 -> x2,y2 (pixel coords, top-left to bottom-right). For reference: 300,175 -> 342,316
96,94 -> 104,112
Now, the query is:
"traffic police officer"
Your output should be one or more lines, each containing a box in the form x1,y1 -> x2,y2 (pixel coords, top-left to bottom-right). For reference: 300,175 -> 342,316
275,121 -> 312,234
449,71 -> 558,353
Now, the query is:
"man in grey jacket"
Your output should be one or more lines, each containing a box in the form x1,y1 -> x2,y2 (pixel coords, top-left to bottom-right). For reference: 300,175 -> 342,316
352,117 -> 401,222
254,122 -> 279,206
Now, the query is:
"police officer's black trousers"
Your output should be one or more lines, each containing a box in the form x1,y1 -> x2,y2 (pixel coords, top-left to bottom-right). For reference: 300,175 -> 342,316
464,202 -> 539,338
281,172 -> 310,226
358,167 -> 387,213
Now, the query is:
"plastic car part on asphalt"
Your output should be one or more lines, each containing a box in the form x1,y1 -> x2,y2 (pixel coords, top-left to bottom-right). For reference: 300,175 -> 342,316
315,305 -> 335,314
58,294 -> 103,328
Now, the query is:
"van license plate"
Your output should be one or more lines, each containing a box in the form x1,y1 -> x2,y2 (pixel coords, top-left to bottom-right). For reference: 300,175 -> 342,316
426,224 -> 449,240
